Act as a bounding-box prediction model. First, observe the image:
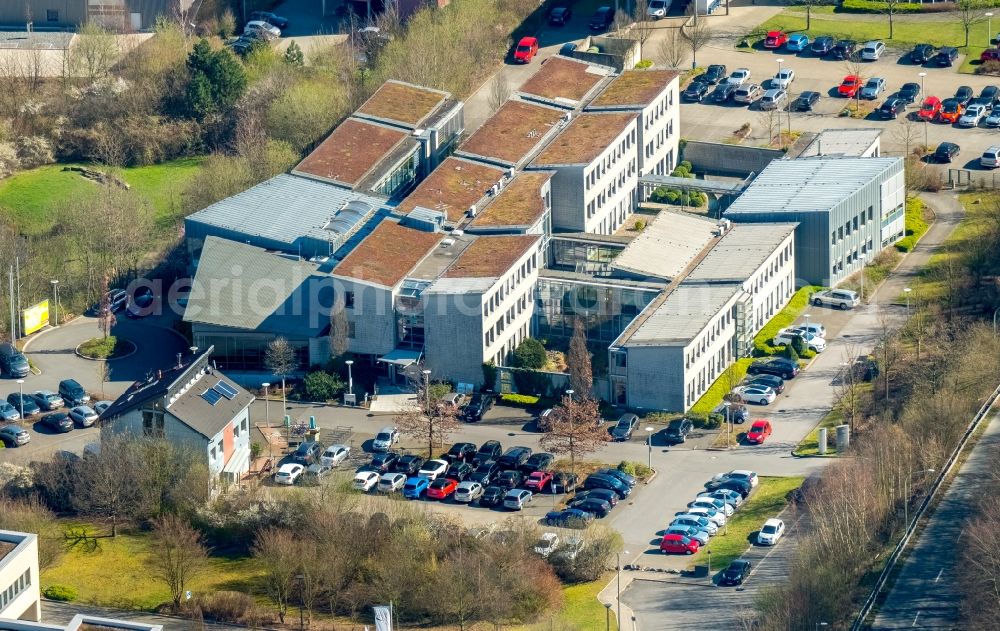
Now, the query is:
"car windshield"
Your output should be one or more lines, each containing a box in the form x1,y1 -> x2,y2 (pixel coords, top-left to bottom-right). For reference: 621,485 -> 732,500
376,432 -> 390,441
944,102 -> 960,113
752,423 -> 766,431
762,524 -> 777,534
921,101 -> 936,110
517,45 -> 531,52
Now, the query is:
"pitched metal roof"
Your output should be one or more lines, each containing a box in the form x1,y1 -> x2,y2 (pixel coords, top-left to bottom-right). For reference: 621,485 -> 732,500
623,285 -> 744,346
611,211 -> 719,280
685,224 -> 797,284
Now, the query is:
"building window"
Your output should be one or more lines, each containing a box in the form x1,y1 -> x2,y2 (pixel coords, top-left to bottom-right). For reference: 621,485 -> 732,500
46,9 -> 58,21
142,408 -> 165,437
344,291 -> 355,308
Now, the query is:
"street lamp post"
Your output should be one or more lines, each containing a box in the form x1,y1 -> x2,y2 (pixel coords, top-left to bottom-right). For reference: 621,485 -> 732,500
566,389 -> 574,404
50,279 -> 59,327
904,287 -> 912,315
988,13 -> 994,46
904,468 -> 936,527
617,550 -> 629,630
345,359 -> 354,395
918,72 -> 928,151
16,379 -> 24,419
422,369 -> 432,412
645,426 -> 655,469
723,401 -> 732,448
604,603 -> 612,631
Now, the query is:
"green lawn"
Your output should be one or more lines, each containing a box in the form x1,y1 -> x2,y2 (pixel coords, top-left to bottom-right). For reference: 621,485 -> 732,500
41,522 -> 262,610
523,577 -> 618,631
795,407 -> 844,457
688,476 -> 806,570
0,158 -> 202,236
911,192 -> 991,299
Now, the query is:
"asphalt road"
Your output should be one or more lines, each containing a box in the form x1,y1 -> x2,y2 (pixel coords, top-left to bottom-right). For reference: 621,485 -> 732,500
870,410 -> 1000,630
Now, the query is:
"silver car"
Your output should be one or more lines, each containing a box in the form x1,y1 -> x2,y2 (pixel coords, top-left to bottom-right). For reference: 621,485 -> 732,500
760,89 -> 787,110
69,405 -> 98,427
32,390 -> 64,411
0,401 -> 20,422
503,488 -> 533,510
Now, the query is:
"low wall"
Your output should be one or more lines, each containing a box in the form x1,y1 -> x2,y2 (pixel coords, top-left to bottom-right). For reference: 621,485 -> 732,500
682,140 -> 784,178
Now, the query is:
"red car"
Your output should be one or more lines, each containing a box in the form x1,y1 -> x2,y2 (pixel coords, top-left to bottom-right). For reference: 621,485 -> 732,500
764,30 -> 788,49
660,533 -> 699,555
838,75 -> 861,98
426,477 -> 459,500
918,96 -> 942,121
746,420 -> 773,444
983,48 -> 1000,62
514,36 -> 539,63
525,471 -> 553,492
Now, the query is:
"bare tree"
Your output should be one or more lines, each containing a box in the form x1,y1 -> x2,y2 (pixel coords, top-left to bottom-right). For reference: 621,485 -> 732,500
488,72 -> 510,113
567,319 -> 593,398
329,307 -> 350,361
843,53 -> 867,113
394,389 -> 460,457
73,433 -> 150,536
891,115 -> 922,160
958,0 -> 988,48
656,28 -> 687,69
757,108 -> 782,147
71,22 -> 120,81
882,0 -> 905,39
835,343 -> 866,431
793,0 -> 819,30
265,336 -> 297,410
630,0 -> 654,48
253,528 -> 298,624
539,395 -> 608,473
148,514 -> 210,608
682,13 -> 714,68
97,275 -> 116,339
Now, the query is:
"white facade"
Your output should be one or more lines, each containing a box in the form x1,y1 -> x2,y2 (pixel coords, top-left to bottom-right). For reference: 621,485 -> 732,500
582,124 -> 639,235
0,531 -> 39,622
638,82 -> 679,176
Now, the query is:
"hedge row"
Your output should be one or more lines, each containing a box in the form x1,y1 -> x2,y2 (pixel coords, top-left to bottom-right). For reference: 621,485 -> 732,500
839,0 -> 927,14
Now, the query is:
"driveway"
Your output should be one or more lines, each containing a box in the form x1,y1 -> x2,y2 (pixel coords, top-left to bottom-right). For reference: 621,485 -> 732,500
271,0 -> 342,36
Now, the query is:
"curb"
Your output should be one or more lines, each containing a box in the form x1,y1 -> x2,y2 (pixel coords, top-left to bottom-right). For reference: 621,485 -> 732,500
20,314 -> 84,352
860,197 -> 938,305
74,338 -> 138,362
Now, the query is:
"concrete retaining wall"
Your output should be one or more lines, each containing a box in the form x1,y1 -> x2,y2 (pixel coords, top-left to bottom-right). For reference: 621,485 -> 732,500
682,140 -> 784,178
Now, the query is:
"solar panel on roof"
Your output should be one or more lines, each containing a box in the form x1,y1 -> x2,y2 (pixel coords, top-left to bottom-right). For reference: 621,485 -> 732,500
214,380 -> 238,400
201,388 -> 222,406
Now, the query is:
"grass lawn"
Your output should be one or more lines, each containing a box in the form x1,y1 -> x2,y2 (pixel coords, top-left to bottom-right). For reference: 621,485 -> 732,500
41,522 -> 262,610
522,577 -> 618,631
895,197 -> 931,253
687,476 -> 805,570
911,191 -> 991,299
795,407 -> 844,457
0,157 -> 202,237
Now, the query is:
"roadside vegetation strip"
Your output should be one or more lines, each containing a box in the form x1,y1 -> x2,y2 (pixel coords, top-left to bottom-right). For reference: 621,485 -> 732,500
895,197 -> 931,253
795,407 -> 844,457
752,285 -> 823,356
686,476 -> 806,571
524,576 -> 619,631
913,192 -> 993,300
689,357 -> 753,418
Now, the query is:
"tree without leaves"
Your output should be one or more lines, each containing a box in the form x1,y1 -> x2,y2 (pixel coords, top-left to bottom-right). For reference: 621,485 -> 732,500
630,0 -> 654,47
488,72 -> 511,113
265,336 -> 297,404
539,396 -> 608,473
253,528 -> 298,624
72,432 -> 152,536
958,0 -> 988,48
656,28 -> 687,69
148,514 -> 210,608
567,319 -> 593,397
71,22 -> 120,82
682,15 -> 713,68
97,275 -> 116,339
394,394 -> 460,457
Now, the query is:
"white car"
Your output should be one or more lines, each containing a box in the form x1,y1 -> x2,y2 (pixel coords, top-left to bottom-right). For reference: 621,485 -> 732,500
69,405 -> 98,427
689,497 -> 735,517
353,470 -> 380,491
672,514 -> 719,535
244,20 -> 281,39
646,0 -> 670,19
959,103 -> 987,127
727,68 -> 751,86
728,469 -> 760,488
772,68 -> 795,89
321,444 -> 351,466
557,535 -> 586,560
454,480 -> 484,503
982,145 -> 1000,168
378,472 -> 406,493
793,322 -> 826,338
274,463 -> 304,485
773,328 -> 826,353
860,40 -> 885,60
685,506 -> 726,527
732,385 -> 776,405
372,426 -> 399,452
758,518 -> 785,545
418,459 -> 449,480
534,533 -> 560,557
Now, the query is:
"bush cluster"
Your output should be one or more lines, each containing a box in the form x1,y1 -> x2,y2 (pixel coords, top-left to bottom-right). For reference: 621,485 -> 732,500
501,393 -> 542,406
647,161 -> 707,207
839,0 -> 924,13
43,585 -> 78,601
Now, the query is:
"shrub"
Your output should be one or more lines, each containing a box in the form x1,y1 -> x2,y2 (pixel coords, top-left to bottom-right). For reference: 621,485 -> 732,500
512,338 -> 547,369
634,59 -> 653,69
617,460 -> 653,479
299,370 -> 344,401
501,393 -> 541,406
784,343 -> 799,362
839,0 -> 924,12
791,334 -> 808,356
680,160 -> 692,171
78,336 -> 118,359
482,361 -> 498,389
43,584 -> 78,601
193,591 -> 259,624
977,60 -> 1000,76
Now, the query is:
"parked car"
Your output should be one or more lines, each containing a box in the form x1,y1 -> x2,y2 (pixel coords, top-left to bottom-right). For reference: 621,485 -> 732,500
876,98 -> 904,120
480,485 -> 506,507
955,85 -> 975,106
665,525 -> 710,546
859,77 -> 886,100
372,426 -> 399,452
321,444 -> 351,467
523,452 -> 555,473
810,35 -> 834,56
353,470 -> 380,491
498,446 -> 532,469
662,418 -> 694,444
838,75 -> 861,98
455,481 -> 485,503
7,393 -> 38,416
758,518 -> 786,545
812,288 -> 860,310
910,43 -> 936,64
426,477 -> 459,500
938,99 -> 963,123
711,83 -> 737,103
446,461 -> 473,481
473,440 -> 503,465
831,39 -> 857,60
244,20 -> 281,39
726,469 -> 760,487
682,80 -> 710,102
545,508 -> 596,528
685,505 -> 726,527
469,460 -> 500,485
522,471 -> 552,493
726,68 -> 751,86
897,82 -> 921,105
445,442 -> 478,463
690,496 -> 734,517
418,459 -> 449,480
589,6 -> 615,30
932,47 -> 958,66
503,488 -> 533,510
93,400 -> 112,416
0,423 -> 29,446
733,83 -> 763,105
746,420 -> 773,444
570,487 -> 619,508
248,11 -> 288,29
610,413 -> 639,441
275,463 -> 305,485
918,96 -> 942,121
40,412 -> 72,432
570,497 -> 613,518
597,468 -> 636,487
698,488 -> 744,508
660,533 -> 699,555
558,42 -> 578,56
981,85 -> 1000,106
791,91 -> 820,111
402,476 -> 430,498
732,385 -> 776,405
58,379 -> 89,406
0,402 -> 19,422
550,472 -> 580,494
548,4 -> 573,25
960,103 -> 987,127
513,36 -> 539,63
852,355 -> 881,382
981,48 -> 1000,62
378,472 -> 407,493
584,473 -> 630,498
672,514 -> 718,535
763,30 -> 788,49
933,142 -> 961,163
747,374 -> 784,395
772,328 -> 826,353
760,89 -> 787,110
981,145 -> 1000,168
861,40 -> 885,60
646,0 -> 669,19
703,64 -> 727,84
371,451 -> 401,473
772,68 -> 795,89
32,390 -> 63,411
717,479 -> 753,499
720,560 -> 752,586
463,393 -> 493,421
495,469 -> 524,490
748,357 -> 799,379
69,405 -> 98,427
534,533 -> 560,557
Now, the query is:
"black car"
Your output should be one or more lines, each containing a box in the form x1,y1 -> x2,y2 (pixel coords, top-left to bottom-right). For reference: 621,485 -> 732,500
293,441 -> 323,465
933,142 -> 960,163
584,473 -> 630,499
703,64 -> 727,84
719,560 -> 752,586
446,461 -> 473,481
910,43 -> 936,64
41,412 -> 73,433
747,374 -> 785,394
791,91 -> 820,112
570,488 -> 619,507
550,472 -> 579,494
567,498 -> 612,518
497,446 -> 532,469
548,5 -> 572,25
982,85 -> 1000,106
495,469 -> 524,490
522,452 -> 554,474
125,289 -> 155,319
597,468 -> 636,488
897,82 -> 921,105
662,418 -> 694,444
710,83 -> 737,103
830,39 -> 857,60
394,454 -> 425,476
589,6 -> 615,31
473,440 -> 503,466
717,479 -> 753,498
932,47 -> 959,67
544,508 -> 597,528
469,460 -> 500,485
610,413 -> 639,441
480,485 -> 506,507
445,442 -> 478,463
58,379 -> 89,407
955,85 -> 974,106
810,36 -> 834,56
7,393 -> 39,416
682,81 -> 710,102
370,451 -> 400,473
463,393 -> 493,421
559,42 -> 578,56
747,357 -> 799,380
248,11 -> 289,30
878,98 -> 905,120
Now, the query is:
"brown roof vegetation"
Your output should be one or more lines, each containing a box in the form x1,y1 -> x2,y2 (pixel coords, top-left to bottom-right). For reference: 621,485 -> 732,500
443,235 -> 540,278
518,57 -> 608,103
332,221 -> 442,287
0,541 -> 15,560
533,112 -> 637,165
356,81 -> 447,128
459,101 -> 565,165
591,70 -> 680,107
397,158 -> 505,222
472,172 -> 552,227
295,119 -> 407,187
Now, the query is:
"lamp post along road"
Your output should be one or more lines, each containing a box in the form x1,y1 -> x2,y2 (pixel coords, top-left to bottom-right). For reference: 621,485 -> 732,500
50,279 -> 59,327
345,359 -> 354,395
919,72 -> 928,151
645,426 -> 655,469
16,379 -> 24,419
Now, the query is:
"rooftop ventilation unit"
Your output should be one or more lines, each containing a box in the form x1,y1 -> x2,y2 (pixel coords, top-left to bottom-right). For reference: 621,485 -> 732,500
467,205 -> 478,217
441,238 -> 456,247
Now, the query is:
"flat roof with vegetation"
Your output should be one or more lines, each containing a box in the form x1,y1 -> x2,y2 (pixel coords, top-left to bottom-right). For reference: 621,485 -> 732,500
355,80 -> 448,128
532,112 -> 636,166
471,172 -> 552,228
518,57 -> 611,104
458,100 -> 565,165
332,220 -> 442,287
396,157 -> 505,222
294,118 -> 408,187
443,235 -> 540,279
590,69 -> 680,108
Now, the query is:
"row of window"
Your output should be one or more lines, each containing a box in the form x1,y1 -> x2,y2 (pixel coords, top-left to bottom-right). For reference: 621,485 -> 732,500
832,239 -> 875,279
750,241 -> 793,296
492,322 -> 530,368
584,128 -> 636,189
686,307 -> 734,369
483,253 -> 537,318
642,89 -> 675,132
831,205 -> 876,245
0,568 -> 31,611
687,339 -> 733,407
586,160 -> 636,219
596,196 -> 634,236
485,285 -> 533,347
643,121 -> 674,160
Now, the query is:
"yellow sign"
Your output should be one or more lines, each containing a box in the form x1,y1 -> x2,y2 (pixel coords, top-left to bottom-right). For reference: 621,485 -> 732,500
22,300 -> 50,335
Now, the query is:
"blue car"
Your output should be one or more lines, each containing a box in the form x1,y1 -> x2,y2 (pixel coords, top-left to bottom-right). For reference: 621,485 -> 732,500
544,508 -> 595,528
403,476 -> 429,499
786,33 -> 809,52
